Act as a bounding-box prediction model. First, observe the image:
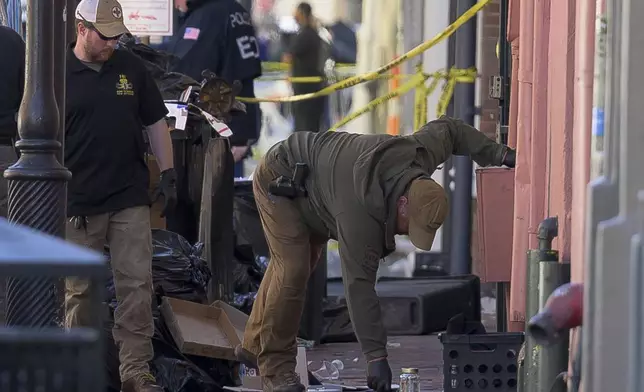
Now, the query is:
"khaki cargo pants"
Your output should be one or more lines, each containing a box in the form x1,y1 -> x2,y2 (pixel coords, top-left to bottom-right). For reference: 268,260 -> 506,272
242,157 -> 324,377
65,205 -> 154,382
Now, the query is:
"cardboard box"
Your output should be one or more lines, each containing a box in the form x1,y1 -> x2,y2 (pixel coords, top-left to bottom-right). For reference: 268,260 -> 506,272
160,297 -> 240,360
162,298 -> 311,389
211,300 -> 248,342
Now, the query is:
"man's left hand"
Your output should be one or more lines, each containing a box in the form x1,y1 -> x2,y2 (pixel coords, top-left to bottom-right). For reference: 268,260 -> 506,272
154,168 -> 178,217
231,145 -> 250,162
367,358 -> 392,392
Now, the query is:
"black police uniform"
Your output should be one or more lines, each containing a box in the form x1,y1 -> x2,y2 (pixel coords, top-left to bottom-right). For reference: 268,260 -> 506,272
0,26 -> 25,145
167,0 -> 262,148
65,45 -> 169,217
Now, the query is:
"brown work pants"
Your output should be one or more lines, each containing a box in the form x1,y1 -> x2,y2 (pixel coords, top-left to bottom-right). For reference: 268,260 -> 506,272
64,205 -> 154,382
242,157 -> 324,377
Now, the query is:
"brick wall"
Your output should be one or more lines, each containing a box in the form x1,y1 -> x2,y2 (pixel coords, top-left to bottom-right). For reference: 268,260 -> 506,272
478,0 -> 501,140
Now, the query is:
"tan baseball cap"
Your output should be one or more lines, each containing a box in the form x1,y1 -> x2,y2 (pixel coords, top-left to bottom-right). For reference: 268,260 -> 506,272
76,0 -> 129,38
407,178 -> 449,251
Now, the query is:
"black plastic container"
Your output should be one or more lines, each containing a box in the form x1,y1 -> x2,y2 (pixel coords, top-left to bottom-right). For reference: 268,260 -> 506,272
439,332 -> 524,391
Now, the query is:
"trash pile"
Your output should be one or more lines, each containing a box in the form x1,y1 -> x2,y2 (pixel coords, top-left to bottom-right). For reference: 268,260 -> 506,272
231,180 -> 268,315
104,229 -> 236,392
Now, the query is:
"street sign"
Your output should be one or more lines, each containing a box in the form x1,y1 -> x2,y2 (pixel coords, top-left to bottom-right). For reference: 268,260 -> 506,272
119,0 -> 173,36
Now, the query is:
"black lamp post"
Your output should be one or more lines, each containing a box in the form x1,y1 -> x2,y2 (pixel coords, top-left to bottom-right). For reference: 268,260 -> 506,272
3,0 -> 71,327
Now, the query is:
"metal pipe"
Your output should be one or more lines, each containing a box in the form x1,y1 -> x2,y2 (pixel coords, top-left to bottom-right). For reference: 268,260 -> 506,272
523,217 -> 559,392
3,0 -> 71,327
536,260 -> 570,392
449,0 -> 477,275
537,216 -> 558,250
522,249 -> 548,392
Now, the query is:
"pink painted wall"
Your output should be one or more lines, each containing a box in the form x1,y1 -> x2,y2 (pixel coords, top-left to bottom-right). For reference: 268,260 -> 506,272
571,0 -> 595,283
546,0 -> 576,261
504,0 -> 592,330
508,0 -> 534,332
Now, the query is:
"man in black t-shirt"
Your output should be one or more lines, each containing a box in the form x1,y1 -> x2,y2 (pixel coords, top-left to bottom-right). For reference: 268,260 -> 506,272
65,1 -> 177,391
283,2 -> 327,133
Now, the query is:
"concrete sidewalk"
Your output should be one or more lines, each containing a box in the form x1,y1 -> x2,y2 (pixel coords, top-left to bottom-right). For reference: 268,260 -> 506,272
307,335 -> 445,391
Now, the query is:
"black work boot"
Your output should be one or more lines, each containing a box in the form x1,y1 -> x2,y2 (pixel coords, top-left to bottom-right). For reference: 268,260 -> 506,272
262,371 -> 306,392
235,344 -> 259,369
121,373 -> 164,392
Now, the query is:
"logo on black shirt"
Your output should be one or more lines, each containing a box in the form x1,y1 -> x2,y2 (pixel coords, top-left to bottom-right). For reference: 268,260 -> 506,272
116,74 -> 134,96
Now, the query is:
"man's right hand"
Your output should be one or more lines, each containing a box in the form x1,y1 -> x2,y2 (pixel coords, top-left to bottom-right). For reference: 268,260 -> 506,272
367,358 -> 392,392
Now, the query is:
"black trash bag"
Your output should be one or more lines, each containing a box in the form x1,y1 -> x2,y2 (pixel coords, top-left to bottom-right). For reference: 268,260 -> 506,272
232,255 -> 269,314
233,263 -> 254,293
117,34 -> 200,99
118,34 -> 178,74
105,229 -> 211,310
233,181 -> 269,259
151,300 -> 235,392
104,298 -> 233,392
232,292 -> 258,315
149,229 -> 211,303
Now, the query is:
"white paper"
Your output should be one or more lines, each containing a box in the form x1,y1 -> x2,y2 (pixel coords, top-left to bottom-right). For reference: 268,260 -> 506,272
119,0 -> 173,36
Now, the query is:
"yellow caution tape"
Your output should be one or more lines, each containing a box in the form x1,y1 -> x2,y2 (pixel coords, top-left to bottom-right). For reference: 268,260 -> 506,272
328,72 -> 429,132
240,0 -> 490,103
434,68 -> 477,119
327,67 -> 477,133
257,73 -> 414,83
261,62 -> 355,72
260,76 -> 325,83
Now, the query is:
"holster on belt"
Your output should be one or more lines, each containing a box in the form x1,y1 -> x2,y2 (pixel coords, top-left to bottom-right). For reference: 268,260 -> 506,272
268,163 -> 309,199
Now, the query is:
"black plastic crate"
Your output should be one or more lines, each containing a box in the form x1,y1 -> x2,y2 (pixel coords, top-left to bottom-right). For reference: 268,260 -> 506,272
439,332 -> 524,391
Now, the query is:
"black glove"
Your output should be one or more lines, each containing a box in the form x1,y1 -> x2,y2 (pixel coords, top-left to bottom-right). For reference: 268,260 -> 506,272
502,148 -> 516,168
153,168 -> 178,217
367,358 -> 392,392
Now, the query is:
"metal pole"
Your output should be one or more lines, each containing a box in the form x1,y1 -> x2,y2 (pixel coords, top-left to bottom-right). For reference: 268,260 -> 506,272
449,0 -> 476,275
536,259 -> 570,392
498,0 -> 511,144
3,0 -> 71,327
520,249 -> 544,392
442,0 -> 458,257
522,217 -> 558,392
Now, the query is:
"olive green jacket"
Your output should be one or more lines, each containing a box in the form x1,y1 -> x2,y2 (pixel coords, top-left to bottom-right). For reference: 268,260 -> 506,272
265,116 -> 508,361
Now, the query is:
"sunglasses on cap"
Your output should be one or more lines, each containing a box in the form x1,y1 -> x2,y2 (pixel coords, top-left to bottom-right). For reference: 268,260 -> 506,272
79,19 -> 121,41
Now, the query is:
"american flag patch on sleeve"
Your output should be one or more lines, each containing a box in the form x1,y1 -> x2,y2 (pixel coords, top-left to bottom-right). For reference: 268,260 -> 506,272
183,27 -> 200,40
